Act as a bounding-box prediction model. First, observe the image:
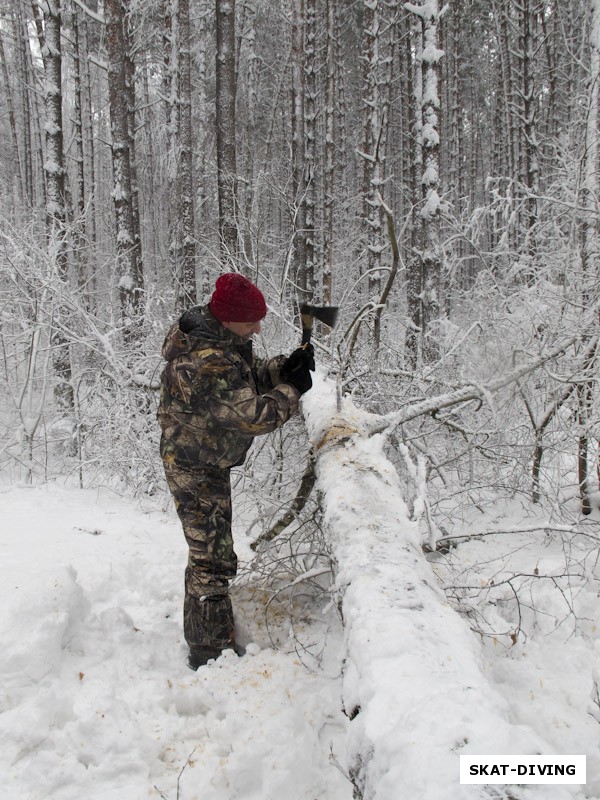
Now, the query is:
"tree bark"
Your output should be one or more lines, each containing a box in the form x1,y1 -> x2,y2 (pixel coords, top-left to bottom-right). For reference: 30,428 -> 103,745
38,0 -> 75,417
215,0 -> 239,265
360,0 -> 386,299
178,0 -> 197,306
105,0 -> 145,337
238,0 -> 258,271
517,0 -> 540,269
578,0 -> 600,514
323,0 -> 336,305
302,0 -> 317,301
0,26 -> 25,206
406,1 -> 446,366
291,0 -> 306,295
70,4 -> 91,308
405,11 -> 423,370
418,0 -> 444,363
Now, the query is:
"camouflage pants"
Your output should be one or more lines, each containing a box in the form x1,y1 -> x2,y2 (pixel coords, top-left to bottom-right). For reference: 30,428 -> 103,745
164,464 -> 237,651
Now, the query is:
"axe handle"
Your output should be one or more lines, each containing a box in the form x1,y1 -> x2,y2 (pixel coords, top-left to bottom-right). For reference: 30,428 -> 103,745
301,313 -> 313,347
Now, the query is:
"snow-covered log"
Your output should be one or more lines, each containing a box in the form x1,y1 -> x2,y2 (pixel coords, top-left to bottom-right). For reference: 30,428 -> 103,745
302,374 -> 578,800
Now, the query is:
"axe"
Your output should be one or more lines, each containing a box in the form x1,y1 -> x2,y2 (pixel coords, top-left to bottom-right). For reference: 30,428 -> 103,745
300,303 -> 339,347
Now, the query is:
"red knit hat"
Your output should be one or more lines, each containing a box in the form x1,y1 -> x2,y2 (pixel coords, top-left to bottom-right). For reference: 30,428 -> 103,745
209,273 -> 267,322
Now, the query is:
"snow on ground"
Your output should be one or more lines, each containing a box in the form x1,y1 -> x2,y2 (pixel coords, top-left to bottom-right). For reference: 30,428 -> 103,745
0,483 -> 351,800
2,410 -> 600,799
431,495 -> 600,797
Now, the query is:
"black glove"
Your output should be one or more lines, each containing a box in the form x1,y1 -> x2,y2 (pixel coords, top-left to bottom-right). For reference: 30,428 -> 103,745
280,345 -> 315,395
282,345 -> 315,373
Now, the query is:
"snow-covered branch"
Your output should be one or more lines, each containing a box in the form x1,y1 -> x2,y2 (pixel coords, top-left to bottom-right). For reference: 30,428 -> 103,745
373,332 -> 584,435
71,0 -> 105,24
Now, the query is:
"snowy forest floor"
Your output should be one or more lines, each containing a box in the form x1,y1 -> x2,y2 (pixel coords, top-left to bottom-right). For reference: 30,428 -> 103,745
1,479 -> 600,800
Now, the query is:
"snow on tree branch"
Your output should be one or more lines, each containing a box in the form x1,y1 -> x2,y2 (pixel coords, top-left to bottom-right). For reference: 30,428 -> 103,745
372,332 -> 587,435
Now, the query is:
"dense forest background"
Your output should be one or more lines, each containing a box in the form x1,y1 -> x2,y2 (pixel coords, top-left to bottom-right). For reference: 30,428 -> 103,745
0,0 -> 599,537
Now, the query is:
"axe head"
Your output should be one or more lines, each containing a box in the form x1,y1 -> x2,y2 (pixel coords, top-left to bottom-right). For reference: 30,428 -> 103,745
299,303 -> 339,329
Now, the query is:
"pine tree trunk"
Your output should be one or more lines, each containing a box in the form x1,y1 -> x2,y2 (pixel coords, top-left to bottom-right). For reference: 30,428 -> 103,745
105,0 -> 145,337
163,0 -> 178,299
323,0 -> 336,305
239,0 -> 258,271
444,6 -> 460,218
397,9 -> 412,268
360,0 -> 384,299
419,1 -> 443,363
404,1 -> 445,364
492,0 -> 516,181
302,0 -> 317,301
215,0 -> 239,264
578,0 -> 600,514
139,57 -> 159,287
0,27 -> 25,206
196,0 -> 211,297
71,5 -> 90,308
178,0 -> 197,306
81,11 -> 98,265
39,0 -> 76,422
334,0 -> 348,204
518,0 -> 540,268
17,2 -> 39,209
405,12 -> 423,370
291,0 -> 306,295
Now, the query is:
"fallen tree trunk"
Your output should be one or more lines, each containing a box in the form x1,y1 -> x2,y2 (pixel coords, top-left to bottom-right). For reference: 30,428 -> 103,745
302,375 -> 576,800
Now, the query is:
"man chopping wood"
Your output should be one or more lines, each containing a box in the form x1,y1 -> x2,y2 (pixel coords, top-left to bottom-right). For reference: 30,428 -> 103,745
157,273 -> 314,669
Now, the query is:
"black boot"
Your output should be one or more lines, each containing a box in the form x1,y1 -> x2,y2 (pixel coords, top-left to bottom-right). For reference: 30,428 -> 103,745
184,594 -> 238,669
188,645 -> 222,670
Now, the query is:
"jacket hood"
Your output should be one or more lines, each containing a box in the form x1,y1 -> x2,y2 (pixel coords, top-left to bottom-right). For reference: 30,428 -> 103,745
161,304 -> 247,362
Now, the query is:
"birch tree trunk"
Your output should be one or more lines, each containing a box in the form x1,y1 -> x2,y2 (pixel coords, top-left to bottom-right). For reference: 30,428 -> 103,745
215,0 -> 239,265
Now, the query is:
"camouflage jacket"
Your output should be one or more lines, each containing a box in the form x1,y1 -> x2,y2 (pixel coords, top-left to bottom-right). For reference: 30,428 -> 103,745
157,305 -> 300,471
